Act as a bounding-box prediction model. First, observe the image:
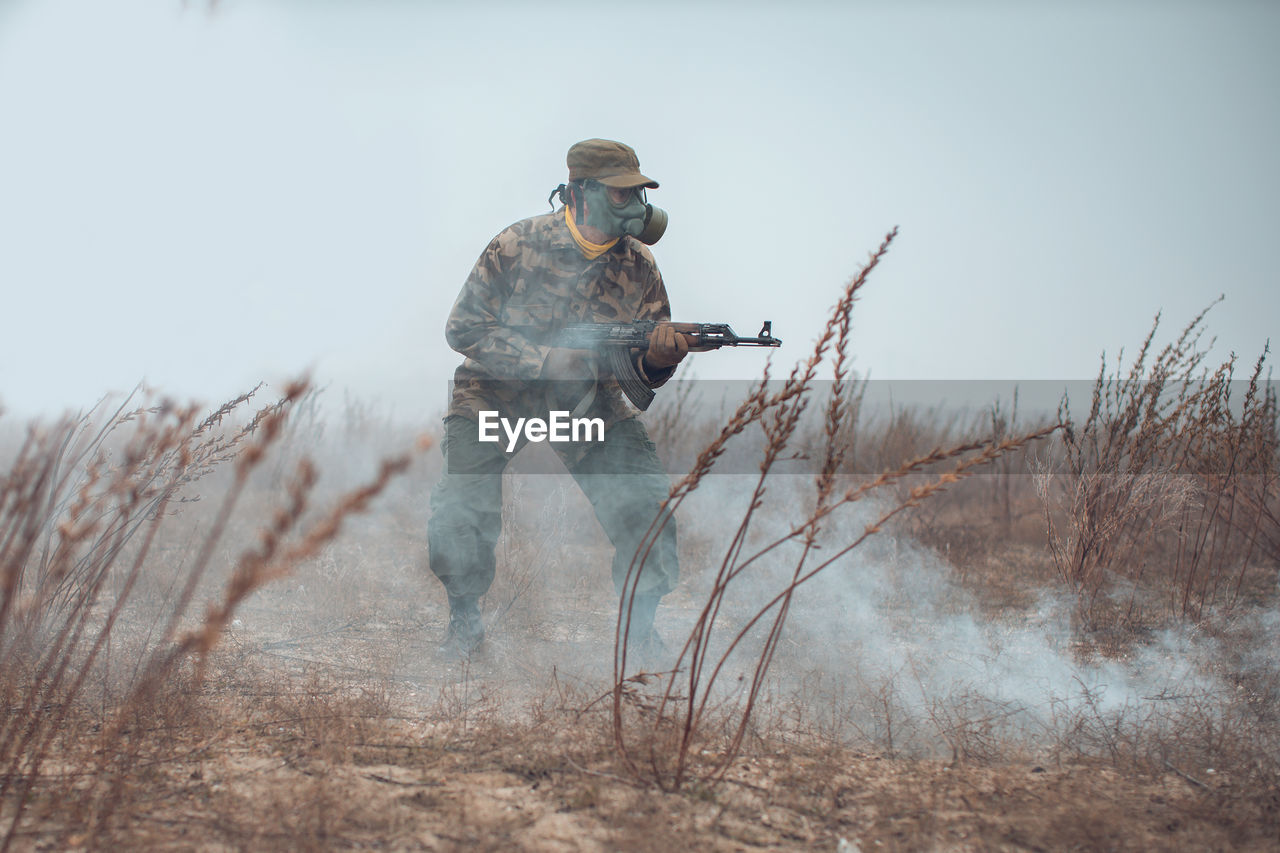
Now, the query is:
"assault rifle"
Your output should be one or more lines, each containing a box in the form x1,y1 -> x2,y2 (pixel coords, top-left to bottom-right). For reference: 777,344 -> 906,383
555,320 -> 782,411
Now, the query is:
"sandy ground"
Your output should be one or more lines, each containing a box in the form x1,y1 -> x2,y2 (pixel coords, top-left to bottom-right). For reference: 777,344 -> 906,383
15,598 -> 1266,853
8,477 -> 1276,851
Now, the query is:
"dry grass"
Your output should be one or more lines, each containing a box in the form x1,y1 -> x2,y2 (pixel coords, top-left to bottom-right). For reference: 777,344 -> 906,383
1036,300 -> 1278,631
611,229 -> 1060,792
0,381 -> 421,849
2,240 -> 1278,849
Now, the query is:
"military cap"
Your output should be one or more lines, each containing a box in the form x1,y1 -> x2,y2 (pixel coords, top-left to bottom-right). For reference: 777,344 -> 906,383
566,139 -> 659,189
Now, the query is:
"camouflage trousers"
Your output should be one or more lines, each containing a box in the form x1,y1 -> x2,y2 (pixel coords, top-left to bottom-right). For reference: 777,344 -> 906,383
427,415 -> 678,602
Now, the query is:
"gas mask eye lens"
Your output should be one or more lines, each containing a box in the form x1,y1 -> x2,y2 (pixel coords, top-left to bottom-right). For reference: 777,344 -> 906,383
605,186 -> 636,208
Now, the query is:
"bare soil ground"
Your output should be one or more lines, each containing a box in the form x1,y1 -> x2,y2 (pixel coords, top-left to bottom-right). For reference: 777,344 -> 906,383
14,574 -> 1276,853
5,403 -> 1278,851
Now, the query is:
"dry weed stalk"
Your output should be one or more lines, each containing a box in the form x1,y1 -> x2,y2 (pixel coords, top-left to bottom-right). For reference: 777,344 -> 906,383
610,229 -> 1060,789
1036,301 -> 1278,627
0,382 -> 422,849
798,381 -> 1042,568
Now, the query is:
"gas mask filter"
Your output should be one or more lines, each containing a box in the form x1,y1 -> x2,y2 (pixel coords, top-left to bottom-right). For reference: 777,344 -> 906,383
630,202 -> 668,245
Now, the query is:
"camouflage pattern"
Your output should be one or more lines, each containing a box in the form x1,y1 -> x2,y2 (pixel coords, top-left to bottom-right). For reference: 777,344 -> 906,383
445,208 -> 676,429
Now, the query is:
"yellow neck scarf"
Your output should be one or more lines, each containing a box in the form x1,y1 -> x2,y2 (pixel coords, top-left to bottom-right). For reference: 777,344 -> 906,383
565,205 -> 618,260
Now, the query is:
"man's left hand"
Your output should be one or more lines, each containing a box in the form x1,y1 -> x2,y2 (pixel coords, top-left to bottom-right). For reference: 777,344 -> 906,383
644,323 -> 691,370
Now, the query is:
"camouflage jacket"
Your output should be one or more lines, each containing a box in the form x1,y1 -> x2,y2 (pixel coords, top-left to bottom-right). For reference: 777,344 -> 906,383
445,208 -> 675,428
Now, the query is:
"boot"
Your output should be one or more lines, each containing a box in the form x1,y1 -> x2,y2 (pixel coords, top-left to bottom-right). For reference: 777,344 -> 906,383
439,593 -> 484,660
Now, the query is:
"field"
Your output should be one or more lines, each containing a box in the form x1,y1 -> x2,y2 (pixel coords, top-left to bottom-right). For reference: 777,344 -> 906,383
3,242 -> 1278,851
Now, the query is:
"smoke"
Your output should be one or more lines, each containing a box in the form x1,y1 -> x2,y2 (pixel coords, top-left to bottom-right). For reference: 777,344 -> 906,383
110,391 -> 1270,765
666,473 -> 1244,757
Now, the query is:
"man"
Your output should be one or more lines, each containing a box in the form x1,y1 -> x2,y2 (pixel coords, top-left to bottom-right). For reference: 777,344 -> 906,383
428,139 -> 688,660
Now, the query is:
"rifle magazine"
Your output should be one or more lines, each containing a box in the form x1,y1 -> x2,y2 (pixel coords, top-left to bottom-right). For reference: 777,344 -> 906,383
605,346 -> 655,411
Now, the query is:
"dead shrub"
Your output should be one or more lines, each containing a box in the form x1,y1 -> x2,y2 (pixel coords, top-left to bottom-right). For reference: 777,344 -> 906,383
0,381 -> 420,849
1036,302 -> 1279,630
611,228 -> 1060,789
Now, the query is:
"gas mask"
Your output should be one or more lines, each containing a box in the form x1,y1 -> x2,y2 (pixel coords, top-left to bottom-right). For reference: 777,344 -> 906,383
554,181 -> 668,245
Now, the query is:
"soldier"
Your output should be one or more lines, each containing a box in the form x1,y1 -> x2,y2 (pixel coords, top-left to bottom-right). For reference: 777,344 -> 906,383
428,139 -> 688,660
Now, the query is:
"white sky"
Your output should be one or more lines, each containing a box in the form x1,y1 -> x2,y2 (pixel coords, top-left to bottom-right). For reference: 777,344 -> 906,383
1,0 -> 1276,420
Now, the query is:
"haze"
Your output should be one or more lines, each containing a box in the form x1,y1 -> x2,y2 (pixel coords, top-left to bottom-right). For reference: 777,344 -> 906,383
1,0 -> 1276,419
